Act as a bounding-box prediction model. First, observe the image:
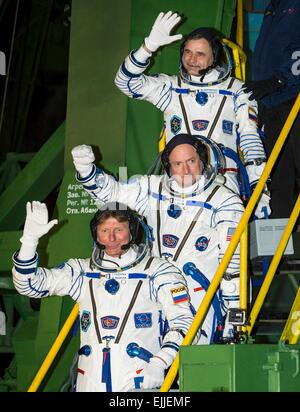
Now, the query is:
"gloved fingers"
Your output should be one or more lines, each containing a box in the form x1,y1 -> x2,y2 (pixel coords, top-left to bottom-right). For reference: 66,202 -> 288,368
153,11 -> 164,25
140,356 -> 166,389
160,10 -> 175,24
73,157 -> 94,166
71,145 -> 95,160
22,201 -> 54,241
255,193 -> 271,218
163,12 -> 181,29
168,33 -> 183,43
26,201 -> 33,216
30,201 -> 49,224
155,11 -> 181,34
46,219 -> 58,232
245,88 -> 257,100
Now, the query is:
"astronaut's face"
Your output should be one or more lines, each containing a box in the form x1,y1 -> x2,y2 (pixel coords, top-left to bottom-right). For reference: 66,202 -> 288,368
97,217 -> 131,257
169,144 -> 204,187
182,38 -> 214,76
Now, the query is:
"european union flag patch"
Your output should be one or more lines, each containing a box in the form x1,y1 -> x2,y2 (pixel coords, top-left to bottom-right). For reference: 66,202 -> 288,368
222,120 -> 233,135
134,313 -> 152,328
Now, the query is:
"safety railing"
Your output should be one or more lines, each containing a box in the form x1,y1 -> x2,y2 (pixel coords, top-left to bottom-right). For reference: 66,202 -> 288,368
27,303 -> 79,392
246,194 -> 300,337
160,93 -> 300,392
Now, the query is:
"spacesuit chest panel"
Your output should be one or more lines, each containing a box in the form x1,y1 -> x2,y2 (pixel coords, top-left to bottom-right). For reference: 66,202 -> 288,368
148,185 -> 217,260
164,81 -> 238,152
78,273 -> 161,344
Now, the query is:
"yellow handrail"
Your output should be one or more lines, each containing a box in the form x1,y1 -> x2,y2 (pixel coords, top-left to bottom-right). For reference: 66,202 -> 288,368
27,303 -> 79,392
246,194 -> 300,335
236,0 -> 244,48
280,275 -> 300,344
240,226 -> 248,311
160,93 -> 300,392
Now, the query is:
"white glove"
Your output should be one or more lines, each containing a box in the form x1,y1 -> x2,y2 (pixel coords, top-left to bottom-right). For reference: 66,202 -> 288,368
255,192 -> 271,219
141,356 -> 166,389
246,163 -> 271,218
19,201 -> 58,260
141,346 -> 174,389
71,144 -> 95,177
246,163 -> 265,188
144,11 -> 182,53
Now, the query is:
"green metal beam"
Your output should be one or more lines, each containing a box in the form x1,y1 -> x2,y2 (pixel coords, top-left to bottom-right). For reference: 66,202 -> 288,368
0,122 -> 65,231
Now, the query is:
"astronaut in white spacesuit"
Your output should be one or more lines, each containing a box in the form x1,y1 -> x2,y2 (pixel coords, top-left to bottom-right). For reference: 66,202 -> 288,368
12,201 -> 195,392
71,134 -> 245,344
114,11 -> 270,218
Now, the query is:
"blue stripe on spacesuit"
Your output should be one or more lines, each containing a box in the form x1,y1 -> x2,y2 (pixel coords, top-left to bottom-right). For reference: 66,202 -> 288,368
222,295 -> 239,301
156,85 -> 172,111
69,274 -> 84,301
14,266 -> 36,275
151,192 -> 166,201
185,200 -> 213,209
39,269 -> 48,292
128,273 -> 148,279
234,102 -> 247,111
210,313 -> 217,343
13,252 -> 38,266
14,272 -> 49,298
171,87 -> 234,96
102,347 -> 112,392
219,90 -> 234,96
82,183 -> 98,191
172,87 -> 190,94
76,165 -> 96,183
84,273 -> 148,280
129,50 -> 150,67
183,263 -> 223,325
85,272 -> 101,279
121,62 -> 140,79
158,310 -> 165,338
28,278 -> 49,297
73,316 -> 80,337
127,79 -> 143,99
162,342 -> 179,352
169,314 -> 192,335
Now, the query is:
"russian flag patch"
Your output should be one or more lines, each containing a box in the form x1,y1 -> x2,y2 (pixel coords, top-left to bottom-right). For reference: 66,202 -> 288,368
171,286 -> 189,304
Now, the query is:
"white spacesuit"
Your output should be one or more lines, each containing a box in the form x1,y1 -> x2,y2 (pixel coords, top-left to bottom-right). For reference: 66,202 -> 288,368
12,201 -> 195,392
71,137 -> 245,344
114,12 -> 269,213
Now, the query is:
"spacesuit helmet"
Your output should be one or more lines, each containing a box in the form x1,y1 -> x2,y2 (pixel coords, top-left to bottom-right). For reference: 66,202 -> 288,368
161,133 -> 226,193
179,27 -> 231,86
161,133 -> 208,177
90,202 -> 152,271
90,202 -> 144,250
